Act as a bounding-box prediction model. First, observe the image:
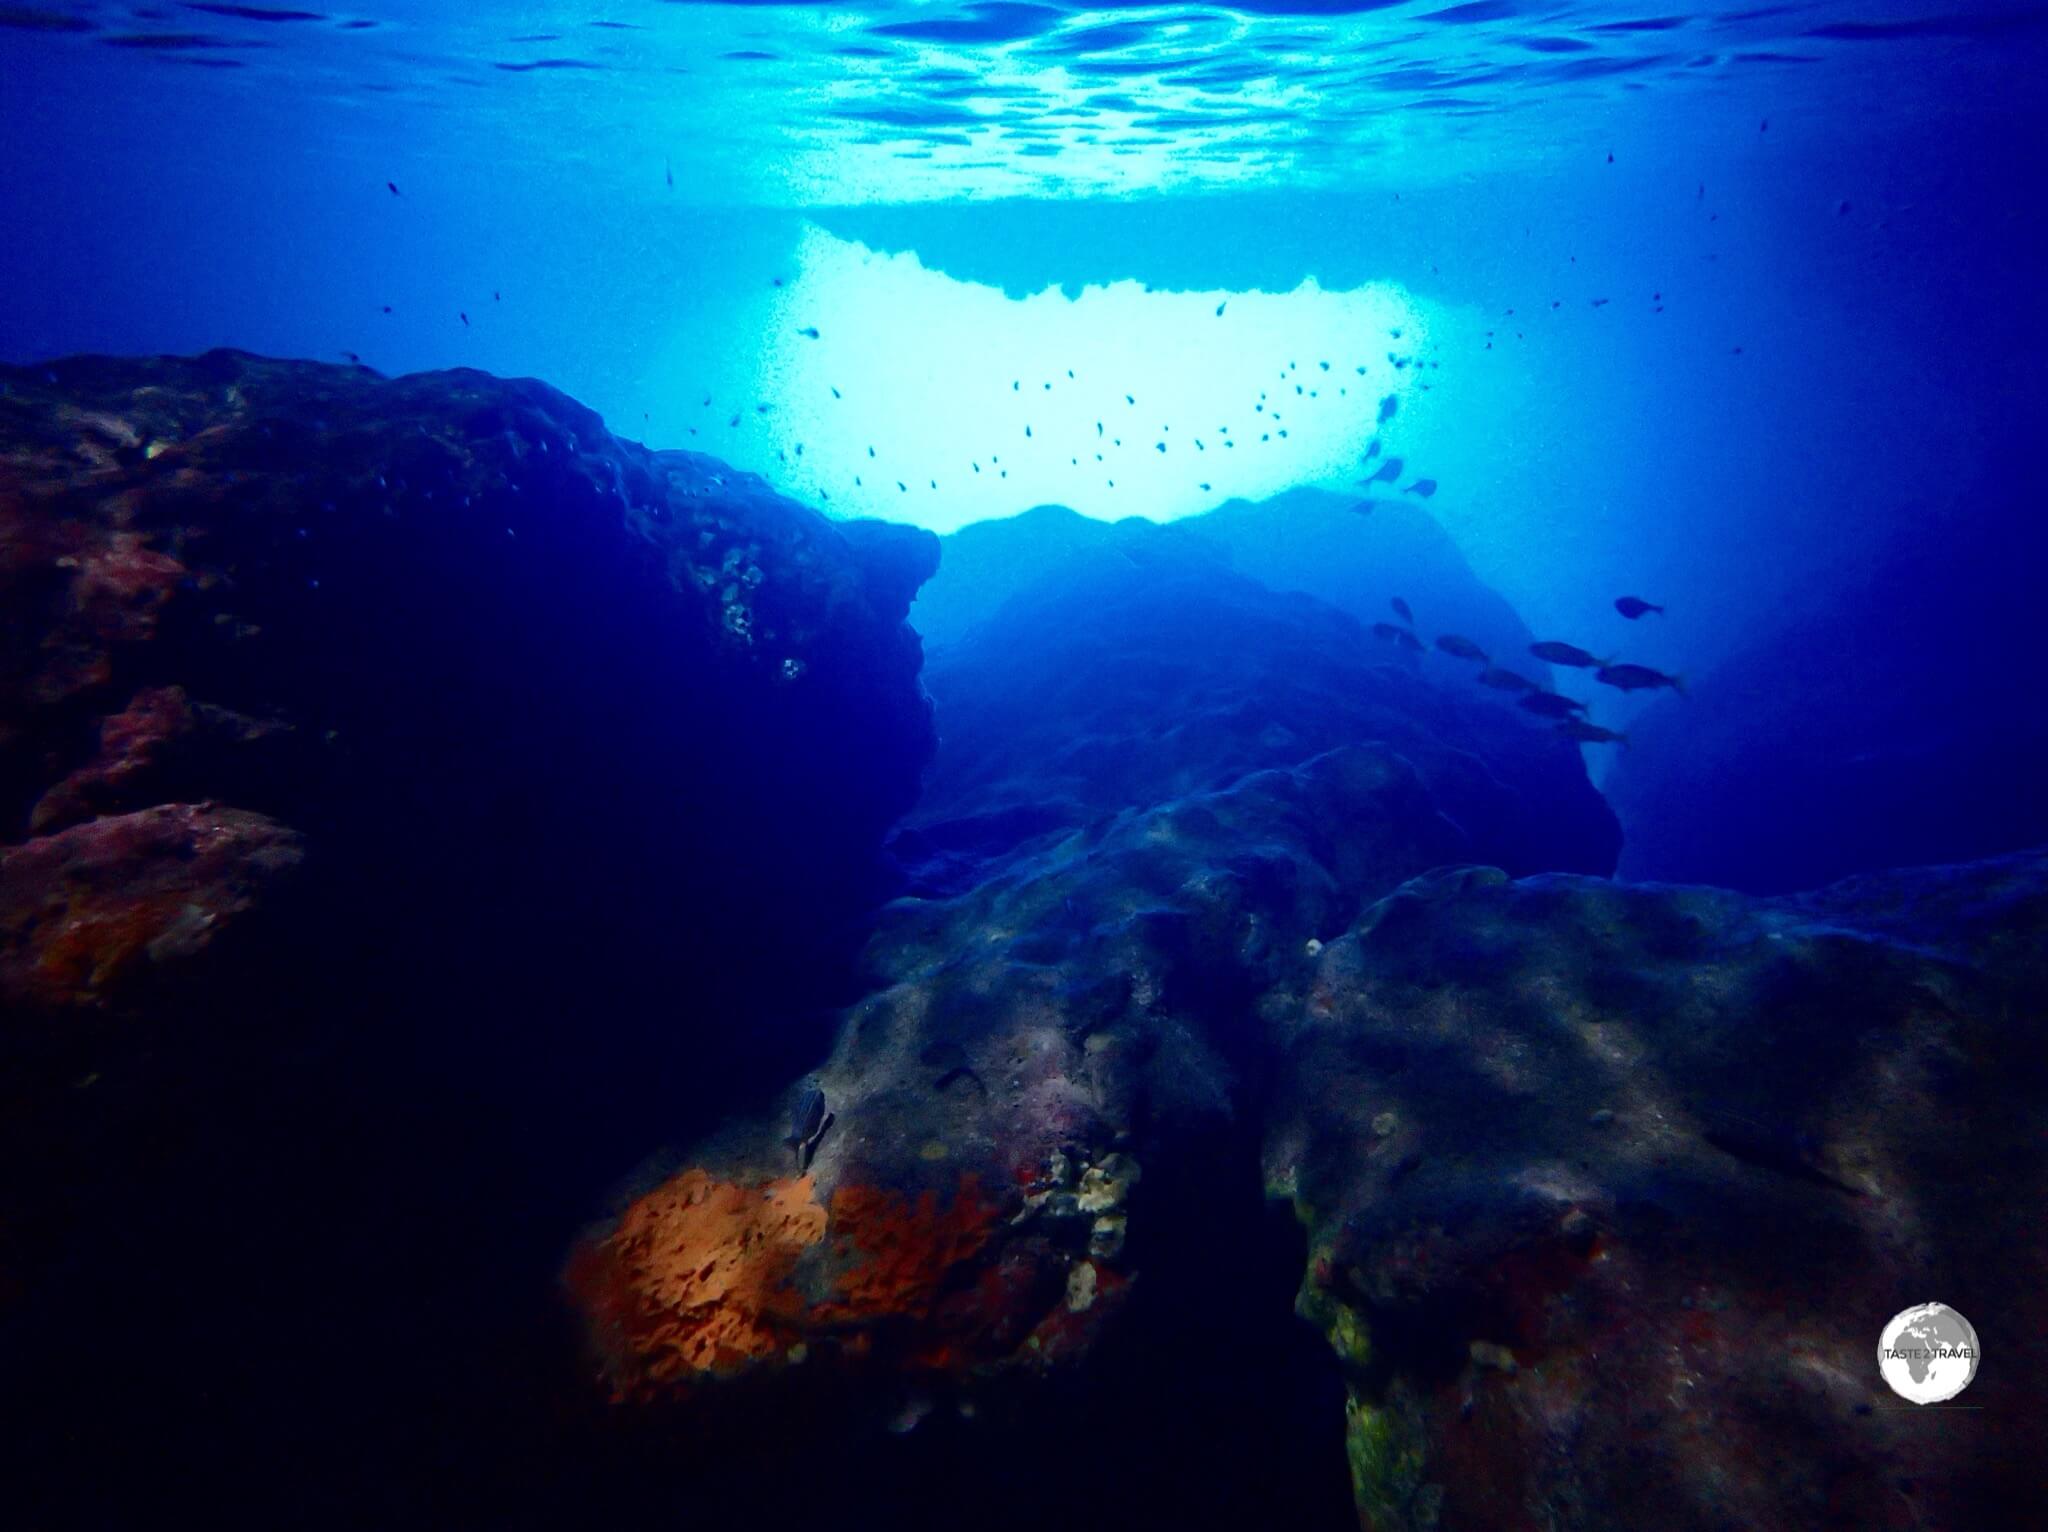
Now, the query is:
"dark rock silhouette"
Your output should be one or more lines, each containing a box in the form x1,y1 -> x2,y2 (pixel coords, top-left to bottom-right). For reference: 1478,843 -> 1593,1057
899,505 -> 1615,893
0,351 -> 938,1527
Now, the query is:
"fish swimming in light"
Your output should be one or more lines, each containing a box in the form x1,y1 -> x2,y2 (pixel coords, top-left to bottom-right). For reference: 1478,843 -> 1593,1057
1404,479 -> 1437,498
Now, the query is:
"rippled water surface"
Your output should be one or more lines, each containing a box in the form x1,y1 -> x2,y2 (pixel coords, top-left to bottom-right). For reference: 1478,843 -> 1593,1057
7,2 -> 2044,199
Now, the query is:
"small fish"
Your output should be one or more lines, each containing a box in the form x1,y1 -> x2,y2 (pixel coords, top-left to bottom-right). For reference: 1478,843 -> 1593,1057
1215,300 -> 1227,317
1555,719 -> 1629,747
493,290 -> 501,302
1614,596 -> 1663,619
1199,482 -> 1211,491
1477,665 -> 1537,692
1590,297 -> 1609,308
1403,478 -> 1437,498
786,1083 -> 827,1167
1362,456 -> 1403,487
1434,634 -> 1486,662
797,326 -> 820,339
1377,394 -> 1398,425
1363,439 -> 1382,464
1595,663 -> 1685,695
1519,690 -> 1589,718
1125,394 -> 1135,405
771,276 -> 784,287
341,350 -> 361,364
1528,641 -> 1611,668
1391,597 -> 1415,626
665,158 -> 673,188
1394,627 -> 1424,653
1346,500 -> 1377,518
1370,621 -> 1407,643
386,181 -> 400,196
459,311 -> 469,327
831,386 -> 841,399
380,304 -> 392,314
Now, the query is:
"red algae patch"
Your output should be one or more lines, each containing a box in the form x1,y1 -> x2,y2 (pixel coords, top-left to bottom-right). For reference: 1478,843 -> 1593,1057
568,1168 -> 1033,1400
818,1175 -> 1003,1324
567,1170 -> 829,1398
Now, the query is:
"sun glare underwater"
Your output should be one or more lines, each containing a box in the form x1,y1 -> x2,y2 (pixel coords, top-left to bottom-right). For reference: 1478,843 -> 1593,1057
2,4 -> 2047,1531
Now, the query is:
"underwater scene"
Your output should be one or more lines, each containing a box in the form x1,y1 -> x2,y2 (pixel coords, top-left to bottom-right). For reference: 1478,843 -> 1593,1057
2,2 -> 2045,1528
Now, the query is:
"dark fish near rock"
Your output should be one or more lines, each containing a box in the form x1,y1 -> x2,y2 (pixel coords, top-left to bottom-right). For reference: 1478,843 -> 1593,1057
1529,641 -> 1610,669
786,1083 -> 829,1169
1596,663 -> 1686,695
1363,456 -> 1403,488
1391,597 -> 1415,626
1435,634 -> 1486,662
1403,478 -> 1437,498
1555,718 -> 1628,746
1377,394 -> 1398,424
1478,666 -> 1537,692
1614,596 -> 1664,619
1519,690 -> 1588,718
1363,439 -> 1382,464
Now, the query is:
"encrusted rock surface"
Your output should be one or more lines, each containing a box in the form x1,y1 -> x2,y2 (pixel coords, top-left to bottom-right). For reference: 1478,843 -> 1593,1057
0,352 -> 936,997
569,744 -> 1459,1406
1273,852 -> 2048,1529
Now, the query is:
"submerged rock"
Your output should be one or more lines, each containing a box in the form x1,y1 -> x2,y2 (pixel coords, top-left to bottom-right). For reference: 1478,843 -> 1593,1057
0,352 -> 938,1495
1273,850 -> 2048,1530
568,742 -> 1462,1405
899,509 -> 1619,894
589,791 -> 2048,1529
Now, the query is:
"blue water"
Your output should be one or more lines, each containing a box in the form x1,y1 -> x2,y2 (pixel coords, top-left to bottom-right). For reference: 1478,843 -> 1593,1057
5,6 -> 2048,1528
7,4 -> 2043,721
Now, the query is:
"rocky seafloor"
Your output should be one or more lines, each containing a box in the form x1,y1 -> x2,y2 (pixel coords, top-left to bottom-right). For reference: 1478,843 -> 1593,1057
2,354 -> 2041,1531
